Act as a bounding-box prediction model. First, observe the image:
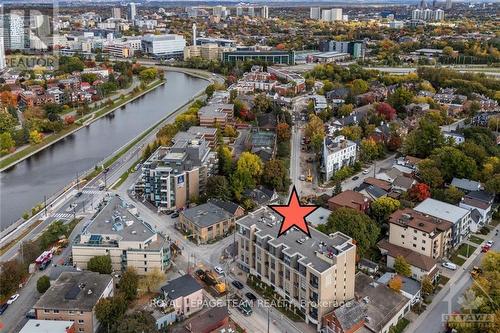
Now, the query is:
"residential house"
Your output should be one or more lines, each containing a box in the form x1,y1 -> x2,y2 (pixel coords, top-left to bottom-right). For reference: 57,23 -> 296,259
250,130 -> 276,161
207,199 -> 245,218
178,202 -> 236,244
170,306 -> 229,333
328,190 -> 371,213
358,258 -> 379,274
459,197 -> 493,232
377,273 -> 421,306
160,274 -> 204,319
392,175 -> 416,193
322,300 -> 366,333
451,178 -> 482,193
34,272 -> 113,333
322,135 -> 357,181
243,186 -> 279,206
305,207 -> 332,227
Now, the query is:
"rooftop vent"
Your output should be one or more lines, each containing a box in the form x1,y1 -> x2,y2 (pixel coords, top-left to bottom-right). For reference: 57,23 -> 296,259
363,296 -> 370,304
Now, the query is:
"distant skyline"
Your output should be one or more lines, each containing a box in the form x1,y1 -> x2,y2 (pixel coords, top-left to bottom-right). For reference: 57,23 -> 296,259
0,0 -> 484,4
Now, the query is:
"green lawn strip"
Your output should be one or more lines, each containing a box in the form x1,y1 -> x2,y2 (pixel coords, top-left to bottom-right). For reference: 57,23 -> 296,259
468,235 -> 485,245
389,318 -> 410,333
0,219 -> 44,255
457,243 -> 477,258
112,160 -> 141,190
450,254 -> 466,266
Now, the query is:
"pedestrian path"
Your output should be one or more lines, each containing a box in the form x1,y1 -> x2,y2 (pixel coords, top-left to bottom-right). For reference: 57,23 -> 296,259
52,213 -> 73,220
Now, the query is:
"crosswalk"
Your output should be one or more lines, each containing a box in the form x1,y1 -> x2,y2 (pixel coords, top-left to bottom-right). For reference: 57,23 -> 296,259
52,213 -> 73,220
82,190 -> 100,195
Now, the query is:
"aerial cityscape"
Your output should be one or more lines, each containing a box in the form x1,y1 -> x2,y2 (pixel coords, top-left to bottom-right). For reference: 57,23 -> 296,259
0,1 -> 498,333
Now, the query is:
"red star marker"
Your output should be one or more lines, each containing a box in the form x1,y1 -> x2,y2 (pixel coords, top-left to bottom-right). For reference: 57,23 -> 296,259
269,186 -> 318,238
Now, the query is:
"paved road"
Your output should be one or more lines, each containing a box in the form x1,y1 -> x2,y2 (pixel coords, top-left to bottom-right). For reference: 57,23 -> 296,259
406,228 -> 499,333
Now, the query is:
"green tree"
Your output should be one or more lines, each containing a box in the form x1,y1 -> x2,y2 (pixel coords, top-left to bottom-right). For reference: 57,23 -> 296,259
205,84 -> 215,98
0,260 -> 26,298
350,79 -> 369,95
206,176 -> 231,201
360,138 -> 384,162
388,87 -> 414,112
119,268 -> 139,301
115,311 -> 158,333
394,256 -> 412,277
0,110 -> 17,132
87,255 -> 112,274
261,159 -> 290,192
29,130 -> 43,144
95,295 -> 128,333
485,174 -> 500,194
0,132 -> 15,154
139,68 -> 158,82
37,275 -> 50,293
337,104 -> 354,117
234,152 -> 263,188
403,118 -> 445,158
430,146 -> 477,182
421,274 -> 434,295
217,145 -> 233,176
370,197 -> 401,223
418,159 -> 444,188
318,208 -> 380,257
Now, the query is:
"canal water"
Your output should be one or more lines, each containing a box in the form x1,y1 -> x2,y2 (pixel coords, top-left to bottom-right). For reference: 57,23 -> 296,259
0,71 -> 208,229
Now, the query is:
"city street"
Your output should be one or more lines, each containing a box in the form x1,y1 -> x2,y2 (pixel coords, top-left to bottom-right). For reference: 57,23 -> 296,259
406,228 -> 499,333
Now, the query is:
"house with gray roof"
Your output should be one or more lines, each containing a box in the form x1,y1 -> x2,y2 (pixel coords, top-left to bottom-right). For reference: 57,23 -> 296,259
451,178 -> 482,193
161,274 -> 204,319
179,202 -> 237,244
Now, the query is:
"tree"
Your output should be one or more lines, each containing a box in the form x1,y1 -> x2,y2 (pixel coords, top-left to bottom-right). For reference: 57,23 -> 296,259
0,132 -> 15,154
37,275 -> 51,293
304,114 -> 324,140
223,124 -> 237,138
341,125 -> 363,141
119,268 -> 139,301
95,295 -> 128,333
421,274 -> 434,295
360,138 -> 383,162
394,256 -> 412,277
337,104 -> 354,117
418,159 -> 444,188
485,174 -> 500,194
333,181 -> 342,196
87,255 -> 112,274
0,110 -> 17,132
139,268 -> 165,294
115,311 -> 158,333
253,94 -> 272,114
0,260 -> 26,298
443,46 -> 455,56
206,176 -> 231,201
139,68 -> 158,83
408,183 -> 431,202
261,159 -> 290,192
235,152 -> 263,188
64,115 -> 75,125
21,240 -> 41,265
442,186 -> 465,204
317,208 -> 380,257
370,197 -> 401,223
217,145 -> 233,176
29,130 -> 43,144
388,275 -> 403,292
205,84 -> 215,98
376,102 -> 397,121
430,146 -> 477,182
350,79 -> 369,95
388,87 -> 414,113
403,118 -> 445,158
276,122 -> 291,142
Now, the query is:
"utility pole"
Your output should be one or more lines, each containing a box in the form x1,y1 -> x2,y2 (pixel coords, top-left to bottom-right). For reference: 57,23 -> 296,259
44,195 -> 47,216
76,172 -> 80,191
267,307 -> 270,333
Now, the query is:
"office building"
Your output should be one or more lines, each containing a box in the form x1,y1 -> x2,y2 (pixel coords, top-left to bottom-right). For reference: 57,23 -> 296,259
0,35 -> 5,70
323,135 -> 357,181
136,135 -> 216,210
34,272 -> 114,333
261,6 -> 269,19
236,207 -> 356,330
446,0 -> 453,10
192,23 -> 197,46
236,6 -> 244,16
412,8 -> 444,21
248,7 -> 255,17
310,7 -> 321,20
434,9 -> 445,21
141,34 -> 186,59
414,198 -> 472,247
128,2 -> 137,21
2,12 -> 24,50
179,202 -> 237,244
112,7 -> 121,19
321,8 -> 342,22
72,195 -> 171,274
222,50 -> 294,65
30,15 -> 50,39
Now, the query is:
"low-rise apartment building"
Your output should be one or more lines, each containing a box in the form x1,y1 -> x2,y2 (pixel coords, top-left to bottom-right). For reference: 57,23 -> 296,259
135,136 -> 216,210
322,135 -> 357,181
198,103 -> 234,129
414,198 -> 472,247
72,195 -> 171,274
178,202 -> 236,244
236,207 -> 356,331
388,208 -> 453,259
34,271 -> 113,333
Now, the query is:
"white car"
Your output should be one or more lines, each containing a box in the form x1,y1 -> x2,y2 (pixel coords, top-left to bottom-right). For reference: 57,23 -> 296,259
486,240 -> 494,247
442,262 -> 457,270
299,175 -> 306,181
214,266 -> 225,275
7,294 -> 19,305
362,169 -> 370,175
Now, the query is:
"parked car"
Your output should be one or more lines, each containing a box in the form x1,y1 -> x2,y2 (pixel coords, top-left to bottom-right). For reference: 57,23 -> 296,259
75,191 -> 83,198
299,175 -> 305,181
238,301 -> 253,316
352,176 -> 359,181
195,269 -> 205,278
171,212 -> 179,218
245,292 -> 257,301
486,240 -> 494,247
25,309 -> 36,319
481,245 -> 491,253
442,262 -> 457,270
362,169 -> 370,175
0,303 -> 8,315
231,280 -> 244,290
6,294 -> 19,305
214,266 -> 225,275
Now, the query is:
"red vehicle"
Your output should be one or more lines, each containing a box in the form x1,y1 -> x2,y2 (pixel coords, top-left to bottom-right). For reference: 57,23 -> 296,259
481,244 -> 491,253
35,251 -> 53,269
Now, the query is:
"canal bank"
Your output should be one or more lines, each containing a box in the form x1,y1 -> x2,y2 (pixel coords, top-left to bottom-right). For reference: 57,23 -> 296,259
1,71 -> 210,229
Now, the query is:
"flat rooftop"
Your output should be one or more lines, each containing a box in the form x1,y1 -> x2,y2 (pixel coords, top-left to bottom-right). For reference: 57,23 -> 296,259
237,207 -> 354,273
82,195 -> 159,243
415,198 -> 469,224
34,272 -> 112,311
182,202 -> 233,228
20,320 -> 75,333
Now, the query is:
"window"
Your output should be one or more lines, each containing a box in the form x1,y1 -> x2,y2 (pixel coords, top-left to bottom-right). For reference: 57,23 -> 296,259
401,235 -> 405,238
79,328 -> 84,332
80,311 -> 84,315
53,310 -> 59,314
413,236 -> 417,241
145,268 -> 148,272
144,261 -> 147,265
144,254 -> 147,258
69,310 -> 75,315
421,247 -> 426,251
78,320 -> 84,324
413,244 -> 416,248
422,240 -> 426,244
44,309 -> 50,313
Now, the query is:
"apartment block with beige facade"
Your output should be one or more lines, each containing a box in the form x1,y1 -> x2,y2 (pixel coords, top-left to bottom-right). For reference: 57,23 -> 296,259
236,207 -> 356,331
34,271 -> 113,333
198,103 -> 234,129
72,195 -> 171,275
388,208 -> 453,259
